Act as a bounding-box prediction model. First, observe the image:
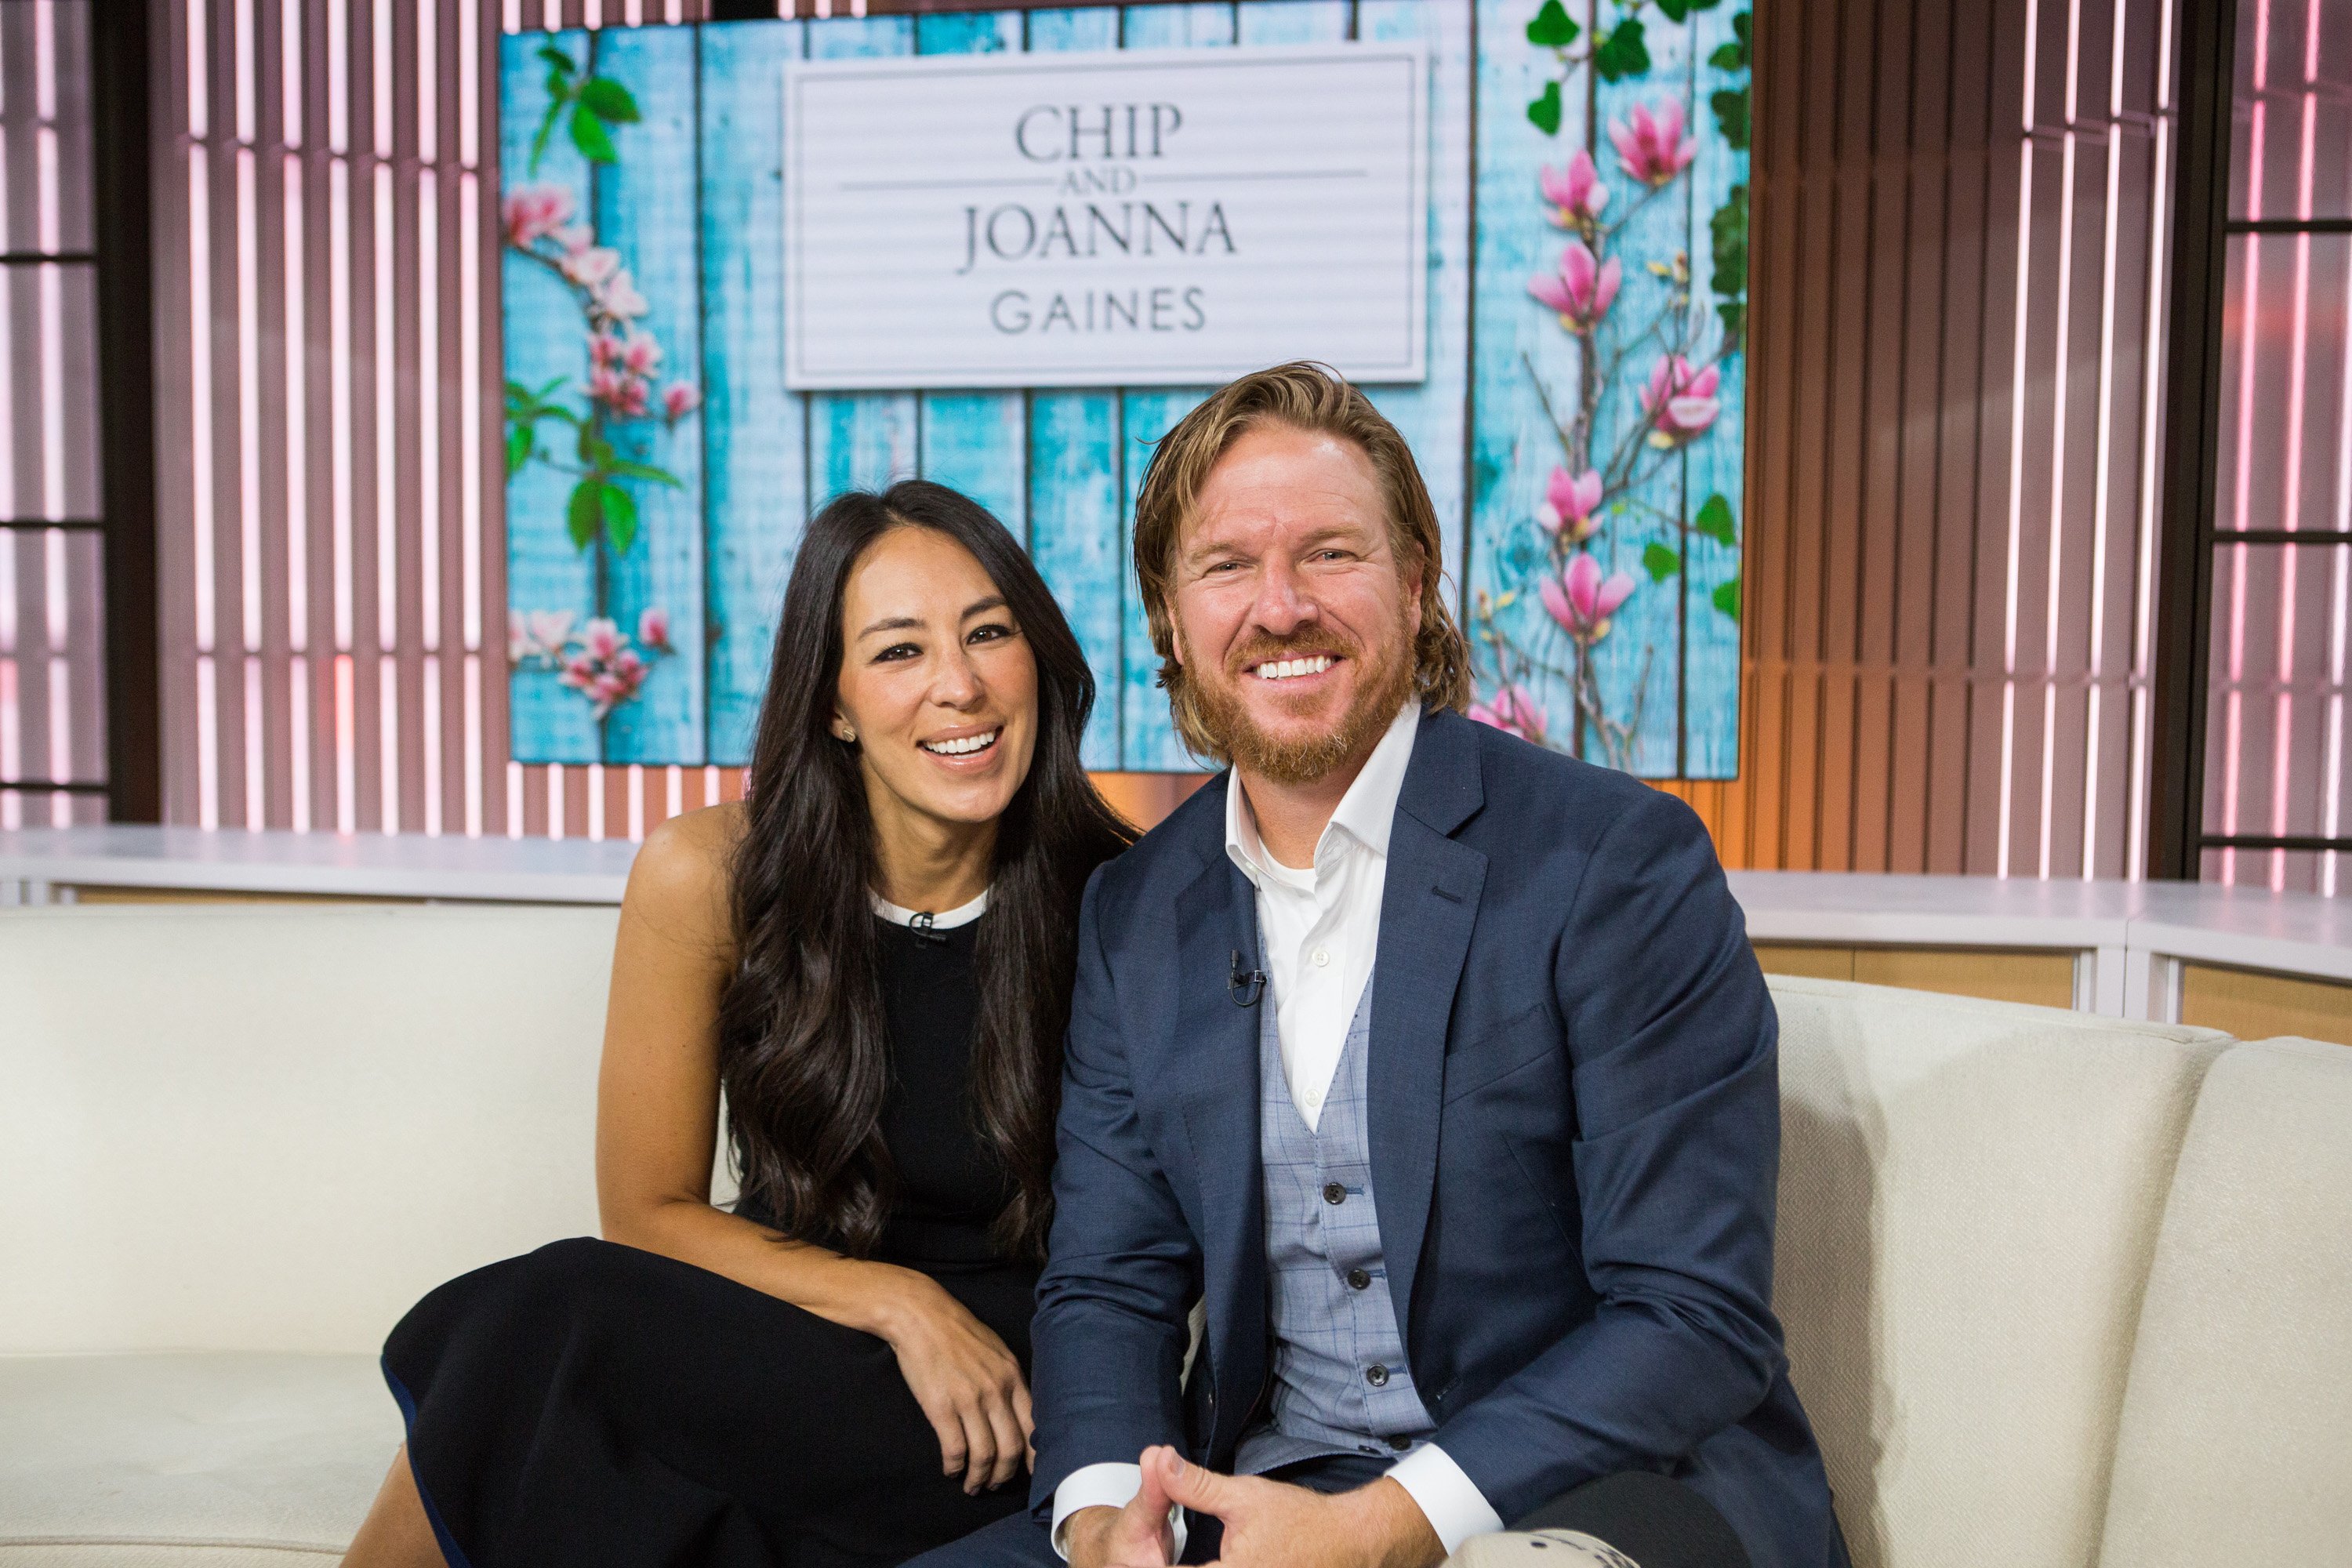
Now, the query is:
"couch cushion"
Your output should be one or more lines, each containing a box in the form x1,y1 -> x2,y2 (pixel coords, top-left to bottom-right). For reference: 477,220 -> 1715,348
0,1352 -> 397,1565
0,905 -> 614,1354
1767,977 -> 2228,1568
2096,1037 -> 2352,1567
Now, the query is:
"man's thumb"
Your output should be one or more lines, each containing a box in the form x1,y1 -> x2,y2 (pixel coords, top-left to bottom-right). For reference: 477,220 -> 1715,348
1155,1451 -> 1236,1514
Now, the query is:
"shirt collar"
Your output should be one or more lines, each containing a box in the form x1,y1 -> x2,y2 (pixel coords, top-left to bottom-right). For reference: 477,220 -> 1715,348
869,886 -> 990,928
1225,700 -> 1422,887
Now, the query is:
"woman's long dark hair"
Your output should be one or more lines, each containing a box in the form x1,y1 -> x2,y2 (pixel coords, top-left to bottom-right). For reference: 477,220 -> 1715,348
715,480 -> 1134,1261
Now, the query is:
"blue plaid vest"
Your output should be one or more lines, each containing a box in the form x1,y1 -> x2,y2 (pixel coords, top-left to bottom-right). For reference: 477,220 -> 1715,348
1235,969 -> 1439,1475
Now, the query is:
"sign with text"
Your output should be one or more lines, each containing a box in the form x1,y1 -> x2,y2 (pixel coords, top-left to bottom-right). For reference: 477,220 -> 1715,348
780,43 -> 1428,390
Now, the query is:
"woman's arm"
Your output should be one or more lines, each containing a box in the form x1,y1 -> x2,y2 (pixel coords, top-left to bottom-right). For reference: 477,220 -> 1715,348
593,805 -> 1032,1492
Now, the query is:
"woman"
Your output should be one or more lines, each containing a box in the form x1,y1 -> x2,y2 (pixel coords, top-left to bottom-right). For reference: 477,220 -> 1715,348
343,481 -> 1134,1568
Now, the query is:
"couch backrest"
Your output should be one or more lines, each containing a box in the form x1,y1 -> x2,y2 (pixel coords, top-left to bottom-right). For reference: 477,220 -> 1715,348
0,904 -> 616,1354
1767,976 -> 2229,1568
2095,1036 -> 2352,1568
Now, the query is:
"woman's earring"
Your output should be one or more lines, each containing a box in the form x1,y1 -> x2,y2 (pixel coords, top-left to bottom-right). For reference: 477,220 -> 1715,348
837,726 -> 856,743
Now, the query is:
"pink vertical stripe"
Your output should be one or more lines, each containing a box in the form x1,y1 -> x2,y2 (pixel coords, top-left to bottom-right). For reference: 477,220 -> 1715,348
1998,0 -> 2043,878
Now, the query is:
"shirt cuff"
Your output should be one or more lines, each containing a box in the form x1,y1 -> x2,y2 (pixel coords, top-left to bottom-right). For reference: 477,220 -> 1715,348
1385,1443 -> 1505,1555
1050,1462 -> 1189,1562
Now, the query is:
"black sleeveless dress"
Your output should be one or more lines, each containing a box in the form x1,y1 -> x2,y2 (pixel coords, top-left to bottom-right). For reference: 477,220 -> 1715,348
381,914 -> 1038,1568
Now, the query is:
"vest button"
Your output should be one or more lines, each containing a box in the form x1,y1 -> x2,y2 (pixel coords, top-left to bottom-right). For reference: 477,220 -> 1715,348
1346,1267 -> 1371,1290
1323,1182 -> 1347,1205
1366,1363 -> 1390,1387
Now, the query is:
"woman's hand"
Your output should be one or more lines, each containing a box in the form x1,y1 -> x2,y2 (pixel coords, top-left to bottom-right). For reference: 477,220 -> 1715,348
875,1268 -> 1034,1494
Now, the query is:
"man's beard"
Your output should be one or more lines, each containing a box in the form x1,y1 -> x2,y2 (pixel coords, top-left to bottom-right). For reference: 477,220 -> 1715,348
1182,613 -> 1417,786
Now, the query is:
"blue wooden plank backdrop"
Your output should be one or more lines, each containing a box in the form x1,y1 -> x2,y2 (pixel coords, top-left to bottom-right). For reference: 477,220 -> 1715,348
1024,8 -> 1127,771
594,27 -> 706,764
502,1 -> 1741,778
699,20 -> 808,765
1465,0 -> 1744,779
914,13 -> 1030,538
1113,4 -> 1238,773
1683,2 -> 1750,778
501,32 -> 600,764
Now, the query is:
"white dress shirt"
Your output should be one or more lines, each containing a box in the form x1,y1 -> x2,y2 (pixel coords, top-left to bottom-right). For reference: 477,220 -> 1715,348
1051,702 -> 1505,1558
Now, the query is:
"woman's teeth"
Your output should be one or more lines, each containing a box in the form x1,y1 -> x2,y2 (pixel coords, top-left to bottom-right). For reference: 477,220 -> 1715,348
920,729 -> 1000,757
1255,655 -> 1334,681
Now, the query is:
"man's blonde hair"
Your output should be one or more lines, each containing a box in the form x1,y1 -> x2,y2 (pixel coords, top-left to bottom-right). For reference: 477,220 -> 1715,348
1131,361 -> 1473,760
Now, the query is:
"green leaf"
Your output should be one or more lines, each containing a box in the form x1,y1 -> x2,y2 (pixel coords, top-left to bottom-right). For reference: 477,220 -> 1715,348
1656,0 -> 1690,20
1526,0 -> 1580,46
537,44 -> 578,75
1526,79 -> 1563,136
1594,18 -> 1650,82
569,103 -> 619,164
1711,85 -> 1751,151
1642,542 -> 1683,582
1709,183 -> 1750,299
607,458 -> 684,488
506,426 -> 532,477
1711,579 -> 1741,623
598,481 -> 640,555
579,76 -> 641,125
1694,493 -> 1738,547
1718,301 -> 1746,347
565,481 -> 601,550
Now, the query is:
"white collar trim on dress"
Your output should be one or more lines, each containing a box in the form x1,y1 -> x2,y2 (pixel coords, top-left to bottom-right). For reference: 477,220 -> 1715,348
869,887 -> 991,929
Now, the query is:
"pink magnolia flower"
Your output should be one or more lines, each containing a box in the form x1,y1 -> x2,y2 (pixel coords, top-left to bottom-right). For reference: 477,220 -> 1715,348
1541,552 -> 1638,642
1640,355 -> 1722,446
502,184 -> 575,249
637,607 -> 671,652
1467,684 -> 1548,745
509,608 -> 575,662
661,381 -> 701,421
1539,150 -> 1610,227
561,245 -> 621,289
553,223 -> 595,256
593,270 -> 648,321
619,332 -> 662,376
589,366 -> 650,417
1528,240 -> 1621,331
557,653 -> 597,692
1610,99 -> 1697,188
581,617 -> 626,662
588,331 -> 624,369
1536,466 -> 1605,543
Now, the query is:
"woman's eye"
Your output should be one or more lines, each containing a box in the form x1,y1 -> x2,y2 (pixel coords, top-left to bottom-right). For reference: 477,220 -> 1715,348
967,622 -> 1016,644
875,643 -> 920,662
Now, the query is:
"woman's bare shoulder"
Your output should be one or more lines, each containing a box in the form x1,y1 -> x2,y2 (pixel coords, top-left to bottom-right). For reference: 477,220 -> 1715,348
623,803 -> 746,953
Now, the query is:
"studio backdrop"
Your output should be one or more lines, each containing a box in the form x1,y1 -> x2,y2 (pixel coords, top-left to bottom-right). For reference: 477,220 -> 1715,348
497,0 -> 1752,775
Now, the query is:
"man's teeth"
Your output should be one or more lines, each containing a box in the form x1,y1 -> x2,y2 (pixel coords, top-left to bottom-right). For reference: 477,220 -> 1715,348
1254,655 -> 1334,681
920,729 -> 999,757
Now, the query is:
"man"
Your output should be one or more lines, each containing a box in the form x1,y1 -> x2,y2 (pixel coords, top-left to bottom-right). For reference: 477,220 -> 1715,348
917,363 -> 1843,1568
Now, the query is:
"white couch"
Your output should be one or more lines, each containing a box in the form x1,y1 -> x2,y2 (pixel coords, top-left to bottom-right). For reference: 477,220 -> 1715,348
2,905 -> 2347,1567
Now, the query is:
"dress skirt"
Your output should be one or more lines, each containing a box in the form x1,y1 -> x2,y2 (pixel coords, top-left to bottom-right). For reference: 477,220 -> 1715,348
383,1236 -> 1040,1568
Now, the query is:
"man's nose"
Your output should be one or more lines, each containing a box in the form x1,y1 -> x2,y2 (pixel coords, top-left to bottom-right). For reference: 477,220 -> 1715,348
1249,557 -> 1319,635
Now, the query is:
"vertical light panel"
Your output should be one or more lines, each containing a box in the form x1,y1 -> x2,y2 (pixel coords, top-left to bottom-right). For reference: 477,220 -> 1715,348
2199,0 -> 2352,894
1,0 -> 103,829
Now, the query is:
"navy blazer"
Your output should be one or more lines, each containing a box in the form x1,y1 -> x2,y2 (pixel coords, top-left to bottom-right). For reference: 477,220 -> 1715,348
1028,709 -> 1842,1568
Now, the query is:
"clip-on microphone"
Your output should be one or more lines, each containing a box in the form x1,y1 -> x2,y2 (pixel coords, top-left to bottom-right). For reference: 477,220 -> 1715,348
1228,949 -> 1267,1008
908,911 -> 947,946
